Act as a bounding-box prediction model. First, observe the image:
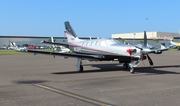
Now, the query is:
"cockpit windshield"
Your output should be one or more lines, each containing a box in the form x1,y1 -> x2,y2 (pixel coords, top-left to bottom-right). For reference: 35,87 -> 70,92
105,39 -> 122,45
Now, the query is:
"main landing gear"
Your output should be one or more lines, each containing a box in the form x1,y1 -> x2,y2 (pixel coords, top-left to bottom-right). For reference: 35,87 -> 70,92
77,58 -> 83,72
77,58 -> 136,73
123,63 -> 134,74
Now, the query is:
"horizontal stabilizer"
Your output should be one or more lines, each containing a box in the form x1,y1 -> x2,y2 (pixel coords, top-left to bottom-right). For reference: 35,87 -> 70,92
41,40 -> 69,48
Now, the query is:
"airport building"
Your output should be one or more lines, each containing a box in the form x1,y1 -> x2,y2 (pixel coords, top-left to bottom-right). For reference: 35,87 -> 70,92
112,31 -> 180,46
1,31 -> 180,48
0,36 -> 95,48
0,36 -> 64,48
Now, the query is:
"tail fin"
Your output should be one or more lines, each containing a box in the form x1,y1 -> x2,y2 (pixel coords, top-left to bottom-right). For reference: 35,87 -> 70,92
10,42 -> 16,46
50,37 -> 55,48
51,37 -> 54,43
65,21 -> 77,38
64,21 -> 83,43
144,31 -> 147,47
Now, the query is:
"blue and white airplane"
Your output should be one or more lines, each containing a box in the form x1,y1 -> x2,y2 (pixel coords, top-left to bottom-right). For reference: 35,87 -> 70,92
27,21 -> 169,73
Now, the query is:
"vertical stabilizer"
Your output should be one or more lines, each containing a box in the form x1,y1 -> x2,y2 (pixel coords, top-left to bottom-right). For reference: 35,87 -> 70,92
65,21 -> 77,38
50,37 -> 55,48
10,42 -> 16,46
51,37 -> 54,43
64,21 -> 83,43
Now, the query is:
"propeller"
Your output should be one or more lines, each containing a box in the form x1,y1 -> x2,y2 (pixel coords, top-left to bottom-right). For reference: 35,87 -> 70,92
135,31 -> 154,67
147,54 -> 153,67
143,31 -> 154,67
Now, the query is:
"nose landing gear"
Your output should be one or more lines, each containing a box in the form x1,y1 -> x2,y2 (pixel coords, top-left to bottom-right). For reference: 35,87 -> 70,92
123,63 -> 135,74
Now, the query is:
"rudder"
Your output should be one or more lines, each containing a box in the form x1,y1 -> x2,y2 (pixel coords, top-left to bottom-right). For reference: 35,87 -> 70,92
64,21 -> 82,43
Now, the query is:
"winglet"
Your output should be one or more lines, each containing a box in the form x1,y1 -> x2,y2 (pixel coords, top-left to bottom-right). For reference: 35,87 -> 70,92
160,44 -> 166,49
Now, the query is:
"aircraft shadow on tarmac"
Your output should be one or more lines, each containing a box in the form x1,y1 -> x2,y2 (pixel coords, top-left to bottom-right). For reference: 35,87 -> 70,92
52,63 -> 180,75
14,80 -> 48,84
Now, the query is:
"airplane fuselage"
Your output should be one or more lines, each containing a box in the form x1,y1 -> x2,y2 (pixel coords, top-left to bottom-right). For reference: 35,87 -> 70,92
68,38 -> 141,60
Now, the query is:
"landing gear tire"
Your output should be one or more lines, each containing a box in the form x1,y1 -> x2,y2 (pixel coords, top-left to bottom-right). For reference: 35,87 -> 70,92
77,58 -> 83,72
79,65 -> 83,72
130,67 -> 134,74
129,63 -> 135,74
123,63 -> 128,69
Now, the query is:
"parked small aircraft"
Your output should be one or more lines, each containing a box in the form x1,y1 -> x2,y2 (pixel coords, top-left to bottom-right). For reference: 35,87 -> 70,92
41,37 -> 70,53
8,42 -> 28,51
27,21 -> 169,73
169,40 -> 180,50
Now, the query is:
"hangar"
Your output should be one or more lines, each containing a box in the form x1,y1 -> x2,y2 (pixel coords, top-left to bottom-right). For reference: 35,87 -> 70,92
1,31 -> 180,48
112,31 -> 180,47
0,36 -> 95,48
0,36 -> 66,48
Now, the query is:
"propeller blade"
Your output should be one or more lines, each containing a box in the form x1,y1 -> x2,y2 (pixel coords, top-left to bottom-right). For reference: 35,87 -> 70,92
147,54 -> 153,67
134,45 -> 143,50
144,31 -> 147,47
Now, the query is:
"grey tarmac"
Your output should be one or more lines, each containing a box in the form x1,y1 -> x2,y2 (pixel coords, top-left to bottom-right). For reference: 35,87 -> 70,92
0,51 -> 180,106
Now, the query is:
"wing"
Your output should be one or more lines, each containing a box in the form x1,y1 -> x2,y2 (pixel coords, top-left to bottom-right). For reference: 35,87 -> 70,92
27,50 -> 140,61
41,40 -> 69,48
149,44 -> 169,54
27,50 -> 103,60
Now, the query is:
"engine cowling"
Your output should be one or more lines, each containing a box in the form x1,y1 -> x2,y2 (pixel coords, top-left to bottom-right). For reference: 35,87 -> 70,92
154,50 -> 162,54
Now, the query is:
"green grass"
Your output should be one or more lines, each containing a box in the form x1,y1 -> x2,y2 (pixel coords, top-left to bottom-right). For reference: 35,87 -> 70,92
168,48 -> 179,52
44,49 -> 56,52
0,50 -> 26,55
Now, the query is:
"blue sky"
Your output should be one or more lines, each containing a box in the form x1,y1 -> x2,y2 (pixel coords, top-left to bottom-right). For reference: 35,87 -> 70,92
0,0 -> 179,37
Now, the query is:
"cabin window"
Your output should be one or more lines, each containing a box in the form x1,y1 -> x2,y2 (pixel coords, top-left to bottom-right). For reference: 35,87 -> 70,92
100,41 -> 107,47
95,41 -> 99,46
82,42 -> 85,47
86,42 -> 89,46
90,41 -> 93,46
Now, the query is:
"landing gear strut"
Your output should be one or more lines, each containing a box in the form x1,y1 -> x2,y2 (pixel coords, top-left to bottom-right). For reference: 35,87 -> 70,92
128,63 -> 134,74
122,63 -> 135,74
77,58 -> 83,72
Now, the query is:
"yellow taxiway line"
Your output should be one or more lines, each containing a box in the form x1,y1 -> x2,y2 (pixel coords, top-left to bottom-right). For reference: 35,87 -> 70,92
35,84 -> 112,106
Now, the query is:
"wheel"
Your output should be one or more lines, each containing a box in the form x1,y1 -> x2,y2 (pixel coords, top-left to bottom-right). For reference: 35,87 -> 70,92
79,65 -> 83,72
129,64 -> 135,74
123,63 -> 128,69
130,67 -> 134,74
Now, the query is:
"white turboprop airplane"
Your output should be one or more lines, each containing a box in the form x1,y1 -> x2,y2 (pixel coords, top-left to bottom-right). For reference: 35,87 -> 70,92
27,21 -> 169,73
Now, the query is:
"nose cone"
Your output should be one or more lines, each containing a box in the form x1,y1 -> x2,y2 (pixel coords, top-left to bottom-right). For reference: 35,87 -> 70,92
141,47 -> 152,54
